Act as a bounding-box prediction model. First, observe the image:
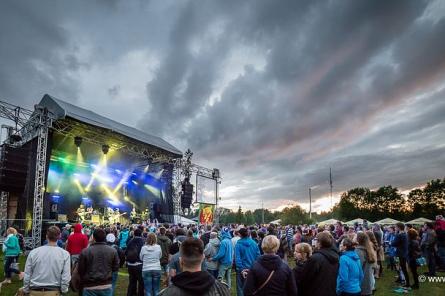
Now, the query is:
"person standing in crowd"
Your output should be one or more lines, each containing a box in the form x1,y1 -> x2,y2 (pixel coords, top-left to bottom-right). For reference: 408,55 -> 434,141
66,223 -> 89,267
421,222 -> 437,276
204,232 -> 220,279
372,224 -> 384,278
293,242 -> 312,296
336,238 -> 363,296
119,227 -> 130,251
140,232 -> 162,296
301,232 -> 339,296
386,226 -> 397,271
235,228 -> 260,296
212,229 -> 233,289
201,225 -> 212,247
391,222 -> 410,287
126,228 -> 145,296
159,238 -> 230,296
157,227 -> 172,288
78,228 -> 120,296
2,227 -> 23,284
61,224 -> 71,247
436,215 -> 445,271
22,226 -> 71,296
105,234 -> 119,295
243,235 -> 297,296
407,229 -> 421,290
355,232 -> 377,296
286,225 -> 294,255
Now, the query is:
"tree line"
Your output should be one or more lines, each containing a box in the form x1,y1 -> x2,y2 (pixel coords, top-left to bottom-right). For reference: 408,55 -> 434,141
214,177 -> 445,225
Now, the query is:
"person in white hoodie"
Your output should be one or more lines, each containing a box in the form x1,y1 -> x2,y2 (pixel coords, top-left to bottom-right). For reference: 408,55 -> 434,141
140,232 -> 162,296
204,232 -> 220,278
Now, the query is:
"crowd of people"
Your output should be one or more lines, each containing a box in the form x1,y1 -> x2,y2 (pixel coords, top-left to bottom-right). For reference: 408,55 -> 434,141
1,214 -> 445,296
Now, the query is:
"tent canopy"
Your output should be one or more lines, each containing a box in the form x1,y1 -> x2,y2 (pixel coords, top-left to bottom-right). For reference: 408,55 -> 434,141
318,218 -> 342,226
406,217 -> 433,225
344,218 -> 372,226
173,215 -> 196,226
269,219 -> 282,225
374,218 -> 400,225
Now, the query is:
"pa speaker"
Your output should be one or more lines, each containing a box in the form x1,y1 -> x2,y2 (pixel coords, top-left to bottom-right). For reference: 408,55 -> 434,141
0,145 -> 30,192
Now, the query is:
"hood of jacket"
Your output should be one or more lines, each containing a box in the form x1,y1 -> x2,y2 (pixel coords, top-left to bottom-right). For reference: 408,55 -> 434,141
171,271 -> 215,293
221,230 -> 232,241
315,247 -> 339,265
343,250 -> 360,261
258,254 -> 282,271
209,238 -> 220,247
158,235 -> 170,243
74,223 -> 83,233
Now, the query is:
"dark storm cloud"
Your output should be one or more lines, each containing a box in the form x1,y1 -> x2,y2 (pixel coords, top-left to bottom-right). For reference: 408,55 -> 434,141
1,0 -> 444,210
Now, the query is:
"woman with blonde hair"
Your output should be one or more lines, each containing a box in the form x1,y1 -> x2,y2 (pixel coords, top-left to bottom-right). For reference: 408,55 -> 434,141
140,232 -> 162,296
293,242 -> 312,295
2,227 -> 23,284
243,235 -> 297,295
356,232 -> 377,296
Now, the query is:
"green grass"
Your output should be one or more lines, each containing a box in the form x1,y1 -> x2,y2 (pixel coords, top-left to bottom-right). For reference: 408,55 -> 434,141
0,254 -> 443,296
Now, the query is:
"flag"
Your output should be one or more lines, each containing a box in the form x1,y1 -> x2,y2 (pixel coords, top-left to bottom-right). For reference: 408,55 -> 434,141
199,203 -> 215,224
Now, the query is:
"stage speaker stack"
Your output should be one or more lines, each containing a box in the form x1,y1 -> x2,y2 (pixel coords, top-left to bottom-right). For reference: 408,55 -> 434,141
0,144 -> 29,193
181,180 -> 194,209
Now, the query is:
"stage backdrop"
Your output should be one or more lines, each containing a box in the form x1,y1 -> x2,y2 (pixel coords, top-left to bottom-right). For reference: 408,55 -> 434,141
46,133 -> 171,221
199,203 -> 215,224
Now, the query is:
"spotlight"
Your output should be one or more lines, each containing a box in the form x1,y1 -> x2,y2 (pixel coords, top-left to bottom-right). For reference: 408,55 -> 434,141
74,136 -> 83,148
102,144 -> 110,155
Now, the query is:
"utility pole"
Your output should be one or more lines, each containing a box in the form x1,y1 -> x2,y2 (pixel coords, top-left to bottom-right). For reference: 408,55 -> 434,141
309,187 -> 312,220
261,200 -> 264,224
330,167 -> 333,218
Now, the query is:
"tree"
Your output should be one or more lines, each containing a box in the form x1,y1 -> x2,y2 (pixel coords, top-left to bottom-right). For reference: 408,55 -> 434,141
408,178 -> 445,218
236,206 -> 244,224
279,205 -> 310,225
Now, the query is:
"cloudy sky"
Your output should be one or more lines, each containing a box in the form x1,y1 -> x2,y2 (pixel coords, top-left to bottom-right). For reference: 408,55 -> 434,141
1,0 -> 445,212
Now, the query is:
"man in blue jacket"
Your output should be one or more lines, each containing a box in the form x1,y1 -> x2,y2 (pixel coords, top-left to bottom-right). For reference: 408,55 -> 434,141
212,229 -> 233,288
235,228 -> 260,296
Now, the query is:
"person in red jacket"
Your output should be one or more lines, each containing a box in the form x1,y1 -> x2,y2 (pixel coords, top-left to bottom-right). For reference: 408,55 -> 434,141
66,223 -> 89,267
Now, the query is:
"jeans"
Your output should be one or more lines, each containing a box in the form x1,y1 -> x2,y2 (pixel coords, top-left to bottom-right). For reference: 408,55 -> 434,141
339,293 -> 361,296
112,271 -> 118,295
425,248 -> 436,276
82,288 -> 112,296
142,270 -> 161,296
4,256 -> 20,278
208,269 -> 219,279
29,291 -> 60,296
236,270 -> 245,296
217,264 -> 232,289
438,246 -> 445,270
127,265 -> 144,296
408,260 -> 419,287
399,257 -> 410,286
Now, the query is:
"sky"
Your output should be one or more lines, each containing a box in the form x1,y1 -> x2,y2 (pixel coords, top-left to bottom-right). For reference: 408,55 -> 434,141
1,0 -> 445,213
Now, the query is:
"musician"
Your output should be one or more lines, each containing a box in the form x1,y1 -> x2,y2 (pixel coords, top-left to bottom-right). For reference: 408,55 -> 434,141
77,205 -> 86,222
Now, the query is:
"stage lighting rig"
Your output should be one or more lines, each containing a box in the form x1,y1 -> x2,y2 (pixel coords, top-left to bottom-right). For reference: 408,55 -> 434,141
102,144 -> 110,155
74,136 -> 83,148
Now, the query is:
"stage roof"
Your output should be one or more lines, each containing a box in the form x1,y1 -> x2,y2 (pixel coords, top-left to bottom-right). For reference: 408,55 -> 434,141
39,94 -> 182,157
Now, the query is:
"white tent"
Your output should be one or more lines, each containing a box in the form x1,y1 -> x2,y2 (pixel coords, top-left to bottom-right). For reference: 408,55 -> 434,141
173,215 -> 197,225
318,218 -> 342,226
345,218 -> 372,226
269,219 -> 282,225
406,217 -> 433,225
374,218 -> 400,225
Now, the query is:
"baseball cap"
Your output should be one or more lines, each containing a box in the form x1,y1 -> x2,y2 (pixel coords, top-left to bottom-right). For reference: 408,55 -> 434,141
106,233 -> 116,243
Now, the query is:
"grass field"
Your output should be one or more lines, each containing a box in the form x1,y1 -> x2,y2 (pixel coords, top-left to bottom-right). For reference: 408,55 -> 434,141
0,253 -> 443,296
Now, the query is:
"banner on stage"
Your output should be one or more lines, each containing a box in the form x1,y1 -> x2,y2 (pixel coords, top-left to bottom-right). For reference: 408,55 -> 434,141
199,203 -> 215,224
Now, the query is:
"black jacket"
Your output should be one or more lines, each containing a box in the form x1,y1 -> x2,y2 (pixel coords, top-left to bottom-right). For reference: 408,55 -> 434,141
408,239 -> 421,264
293,260 -> 307,295
300,247 -> 339,296
78,242 -> 120,287
159,271 -> 229,296
243,254 -> 297,296
125,236 -> 145,264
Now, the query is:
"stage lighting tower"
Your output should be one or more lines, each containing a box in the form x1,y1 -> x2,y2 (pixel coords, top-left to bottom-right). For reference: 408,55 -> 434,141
102,144 -> 110,155
74,136 -> 83,148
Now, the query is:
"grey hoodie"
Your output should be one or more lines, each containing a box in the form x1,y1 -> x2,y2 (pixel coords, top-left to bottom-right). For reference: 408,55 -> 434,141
204,238 -> 220,270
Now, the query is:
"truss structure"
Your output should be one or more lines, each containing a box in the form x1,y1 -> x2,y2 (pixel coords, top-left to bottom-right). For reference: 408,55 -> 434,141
0,191 -> 8,235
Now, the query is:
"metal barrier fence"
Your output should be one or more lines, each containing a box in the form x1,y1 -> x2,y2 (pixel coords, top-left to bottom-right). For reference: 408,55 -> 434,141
0,219 -> 62,248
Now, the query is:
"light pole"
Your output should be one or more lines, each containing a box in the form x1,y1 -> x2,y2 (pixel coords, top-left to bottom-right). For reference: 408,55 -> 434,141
309,187 -> 312,220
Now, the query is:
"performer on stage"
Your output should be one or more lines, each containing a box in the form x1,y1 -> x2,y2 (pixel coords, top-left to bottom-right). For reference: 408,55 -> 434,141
76,204 -> 86,222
